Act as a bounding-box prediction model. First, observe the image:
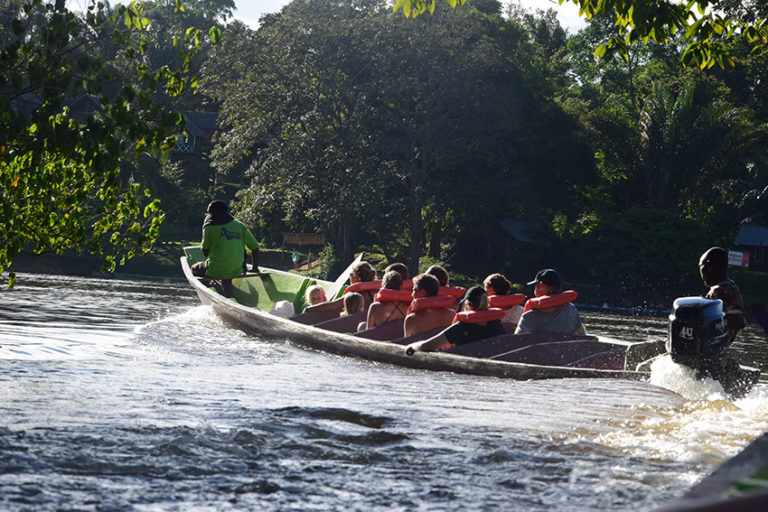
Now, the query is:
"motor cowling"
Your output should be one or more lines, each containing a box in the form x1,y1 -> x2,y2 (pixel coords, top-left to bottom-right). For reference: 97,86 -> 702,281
666,297 -> 730,365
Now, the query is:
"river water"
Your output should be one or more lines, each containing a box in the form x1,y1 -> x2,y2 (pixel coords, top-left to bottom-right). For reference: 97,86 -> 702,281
1,273 -> 767,511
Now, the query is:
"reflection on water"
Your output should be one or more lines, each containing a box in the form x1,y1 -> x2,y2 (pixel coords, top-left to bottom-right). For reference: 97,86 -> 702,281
0,273 -> 767,510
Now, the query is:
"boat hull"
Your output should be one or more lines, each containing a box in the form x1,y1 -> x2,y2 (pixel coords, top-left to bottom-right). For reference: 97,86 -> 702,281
182,256 -> 650,382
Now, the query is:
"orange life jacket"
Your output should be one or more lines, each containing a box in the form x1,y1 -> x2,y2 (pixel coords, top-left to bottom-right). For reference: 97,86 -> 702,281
438,286 -> 466,300
374,288 -> 413,304
451,308 -> 506,325
344,280 -> 382,294
487,293 -> 526,309
407,295 -> 455,314
522,290 -> 578,313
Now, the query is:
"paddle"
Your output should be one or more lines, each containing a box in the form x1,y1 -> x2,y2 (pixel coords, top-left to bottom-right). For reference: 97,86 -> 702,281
328,253 -> 364,300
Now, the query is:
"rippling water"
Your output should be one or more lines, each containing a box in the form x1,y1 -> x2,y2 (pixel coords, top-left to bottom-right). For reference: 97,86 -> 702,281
1,273 -> 767,511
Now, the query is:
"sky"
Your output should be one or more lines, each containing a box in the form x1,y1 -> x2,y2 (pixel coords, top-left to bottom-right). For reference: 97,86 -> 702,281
232,0 -> 587,33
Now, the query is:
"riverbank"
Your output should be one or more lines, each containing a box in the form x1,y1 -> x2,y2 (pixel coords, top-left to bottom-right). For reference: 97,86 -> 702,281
8,244 -> 297,280
9,246 -> 768,322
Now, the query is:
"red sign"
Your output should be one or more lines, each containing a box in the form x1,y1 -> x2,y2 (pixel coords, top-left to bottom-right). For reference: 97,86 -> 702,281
728,251 -> 750,268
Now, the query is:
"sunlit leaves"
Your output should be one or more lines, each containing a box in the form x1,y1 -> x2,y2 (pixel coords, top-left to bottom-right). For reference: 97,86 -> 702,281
393,0 -> 465,18
402,1 -> 768,68
558,0 -> 767,68
0,0 -> 214,281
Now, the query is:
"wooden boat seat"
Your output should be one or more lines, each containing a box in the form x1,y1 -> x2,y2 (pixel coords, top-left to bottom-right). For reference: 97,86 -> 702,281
290,308 -> 343,325
446,332 -> 596,358
313,311 -> 367,334
355,319 -> 406,341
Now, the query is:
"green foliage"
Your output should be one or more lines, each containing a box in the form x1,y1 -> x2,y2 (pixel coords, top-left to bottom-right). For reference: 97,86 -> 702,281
393,0 -> 466,18
308,244 -> 340,281
0,0 -> 214,280
398,0 -> 768,68
559,208 -> 708,297
202,1 -> 593,273
581,70 -> 768,229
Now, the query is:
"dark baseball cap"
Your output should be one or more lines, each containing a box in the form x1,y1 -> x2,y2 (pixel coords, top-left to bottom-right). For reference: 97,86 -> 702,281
462,286 -> 487,310
527,268 -> 561,287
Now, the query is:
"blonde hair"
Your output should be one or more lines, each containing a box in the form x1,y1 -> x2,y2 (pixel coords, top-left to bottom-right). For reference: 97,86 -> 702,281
305,284 -> 327,306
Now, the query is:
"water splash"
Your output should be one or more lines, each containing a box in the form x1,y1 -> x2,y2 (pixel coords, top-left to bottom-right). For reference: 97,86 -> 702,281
586,359 -> 768,466
649,355 -> 728,401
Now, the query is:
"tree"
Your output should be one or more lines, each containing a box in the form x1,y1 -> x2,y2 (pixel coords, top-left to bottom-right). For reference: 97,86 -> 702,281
0,0 -> 217,285
580,71 -> 768,237
203,0 -> 589,273
395,0 -> 768,69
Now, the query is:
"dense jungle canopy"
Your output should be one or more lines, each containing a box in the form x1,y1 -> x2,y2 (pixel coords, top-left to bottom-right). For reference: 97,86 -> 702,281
3,0 -> 768,297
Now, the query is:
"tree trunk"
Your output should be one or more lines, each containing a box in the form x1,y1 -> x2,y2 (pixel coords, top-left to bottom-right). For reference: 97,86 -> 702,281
407,177 -> 423,277
342,217 -> 354,261
428,222 -> 442,259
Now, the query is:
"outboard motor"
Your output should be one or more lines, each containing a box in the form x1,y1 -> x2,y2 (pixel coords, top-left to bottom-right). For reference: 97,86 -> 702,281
666,296 -> 759,397
666,297 -> 730,366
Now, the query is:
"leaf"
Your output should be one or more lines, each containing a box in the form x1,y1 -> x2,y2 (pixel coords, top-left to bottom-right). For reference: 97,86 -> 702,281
209,26 -> 221,44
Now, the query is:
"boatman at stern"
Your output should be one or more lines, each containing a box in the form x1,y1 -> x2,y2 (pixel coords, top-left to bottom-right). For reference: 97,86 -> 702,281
515,269 -> 585,335
191,200 -> 260,280
699,246 -> 746,341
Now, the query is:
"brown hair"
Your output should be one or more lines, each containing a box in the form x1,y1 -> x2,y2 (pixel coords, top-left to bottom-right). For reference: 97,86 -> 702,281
426,264 -> 449,287
342,292 -> 364,316
352,261 -> 376,282
385,262 -> 409,281
483,273 -> 511,296
413,273 -> 439,297
382,270 -> 403,290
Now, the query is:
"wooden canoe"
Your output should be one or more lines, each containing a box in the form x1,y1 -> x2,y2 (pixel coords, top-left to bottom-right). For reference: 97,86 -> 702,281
180,247 -> 662,382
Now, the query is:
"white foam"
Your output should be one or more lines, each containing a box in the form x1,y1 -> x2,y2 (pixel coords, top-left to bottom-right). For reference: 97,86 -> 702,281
587,358 -> 768,465
648,355 -> 728,401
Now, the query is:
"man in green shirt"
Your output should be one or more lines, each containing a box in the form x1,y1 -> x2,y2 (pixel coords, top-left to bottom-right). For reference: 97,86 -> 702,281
191,200 -> 260,280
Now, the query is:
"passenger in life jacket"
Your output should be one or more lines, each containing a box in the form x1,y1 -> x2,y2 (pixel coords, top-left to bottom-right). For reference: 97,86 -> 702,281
483,273 -> 524,328
403,273 -> 456,337
386,262 -> 413,291
426,264 -> 462,309
348,260 -> 379,305
305,260 -> 378,312
699,246 -> 746,341
426,264 -> 449,287
405,286 -> 505,353
366,271 -> 411,329
515,269 -> 585,335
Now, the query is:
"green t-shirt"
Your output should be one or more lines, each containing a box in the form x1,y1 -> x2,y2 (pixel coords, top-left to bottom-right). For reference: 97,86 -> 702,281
201,219 -> 259,279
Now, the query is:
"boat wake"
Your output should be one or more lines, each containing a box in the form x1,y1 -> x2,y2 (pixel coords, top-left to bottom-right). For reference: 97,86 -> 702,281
649,354 -> 729,401
133,305 -> 290,362
582,358 -> 768,466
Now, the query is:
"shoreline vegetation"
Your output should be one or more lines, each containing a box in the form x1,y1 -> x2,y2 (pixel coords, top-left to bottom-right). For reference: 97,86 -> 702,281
9,244 -> 768,322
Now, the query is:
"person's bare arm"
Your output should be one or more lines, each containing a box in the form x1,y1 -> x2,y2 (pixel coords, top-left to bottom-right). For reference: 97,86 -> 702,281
403,314 -> 416,337
405,332 -> 450,355
366,303 -> 380,329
